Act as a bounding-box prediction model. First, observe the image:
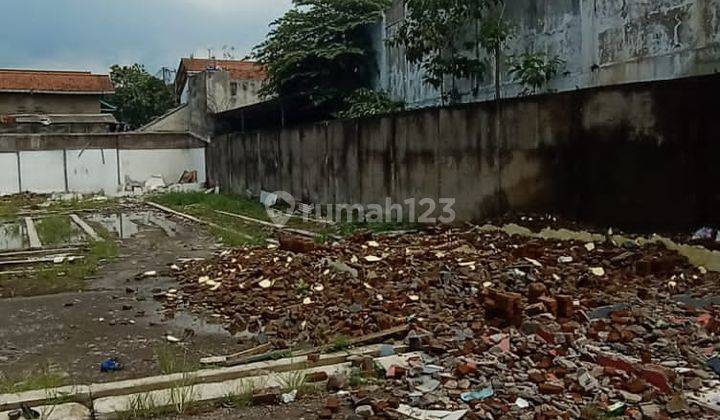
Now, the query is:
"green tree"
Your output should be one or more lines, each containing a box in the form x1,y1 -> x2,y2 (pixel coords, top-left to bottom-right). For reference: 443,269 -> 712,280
389,0 -> 505,103
336,89 -> 404,119
251,0 -> 391,111
108,64 -> 175,129
509,52 -> 564,95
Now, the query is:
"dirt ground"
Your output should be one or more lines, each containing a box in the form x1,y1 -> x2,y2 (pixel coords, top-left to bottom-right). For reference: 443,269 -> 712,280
0,209 -> 243,385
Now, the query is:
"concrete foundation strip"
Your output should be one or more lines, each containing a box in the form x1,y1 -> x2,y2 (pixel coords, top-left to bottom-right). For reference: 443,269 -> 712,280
218,325 -> 410,367
93,352 -> 421,419
200,343 -> 272,365
0,344 -> 409,413
69,214 -> 104,242
0,255 -> 84,267
145,201 -> 254,241
24,217 -> 42,249
214,209 -> 341,240
0,246 -> 84,261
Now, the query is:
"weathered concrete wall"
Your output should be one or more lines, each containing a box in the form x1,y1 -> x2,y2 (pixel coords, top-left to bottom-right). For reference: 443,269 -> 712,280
0,93 -> 101,115
375,0 -> 720,108
186,73 -> 215,137
206,71 -> 263,114
207,74 -> 720,231
0,133 -> 206,196
139,105 -> 190,132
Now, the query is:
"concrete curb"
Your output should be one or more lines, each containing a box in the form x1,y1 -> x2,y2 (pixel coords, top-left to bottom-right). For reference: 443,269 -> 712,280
0,344 -> 408,413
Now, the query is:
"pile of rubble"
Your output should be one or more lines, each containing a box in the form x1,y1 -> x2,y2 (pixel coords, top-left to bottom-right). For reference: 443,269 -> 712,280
162,226 -> 720,418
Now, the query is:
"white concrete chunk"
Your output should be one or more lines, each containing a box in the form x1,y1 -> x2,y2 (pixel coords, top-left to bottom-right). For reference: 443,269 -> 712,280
0,403 -> 90,420
0,385 -> 90,411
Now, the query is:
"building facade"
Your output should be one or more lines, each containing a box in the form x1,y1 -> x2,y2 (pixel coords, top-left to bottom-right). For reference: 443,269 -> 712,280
141,58 -> 265,136
0,69 -> 117,133
373,0 -> 720,108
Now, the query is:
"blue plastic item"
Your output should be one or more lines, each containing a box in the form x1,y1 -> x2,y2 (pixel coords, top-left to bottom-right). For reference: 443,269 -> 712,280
100,358 -> 123,373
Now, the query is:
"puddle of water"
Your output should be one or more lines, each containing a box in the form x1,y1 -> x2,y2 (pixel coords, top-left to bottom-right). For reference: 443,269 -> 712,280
86,213 -> 140,239
0,222 -> 27,251
163,311 -> 236,338
86,212 -> 177,239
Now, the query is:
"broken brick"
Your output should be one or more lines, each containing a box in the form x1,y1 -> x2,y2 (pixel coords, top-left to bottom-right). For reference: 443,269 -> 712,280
484,289 -> 524,326
539,382 -> 565,395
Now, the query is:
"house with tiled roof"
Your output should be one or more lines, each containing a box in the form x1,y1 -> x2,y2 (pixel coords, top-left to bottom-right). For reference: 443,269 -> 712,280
0,69 -> 118,133
141,58 -> 266,134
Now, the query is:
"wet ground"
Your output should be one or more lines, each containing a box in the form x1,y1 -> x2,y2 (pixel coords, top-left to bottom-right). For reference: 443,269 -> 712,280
0,208 -> 242,384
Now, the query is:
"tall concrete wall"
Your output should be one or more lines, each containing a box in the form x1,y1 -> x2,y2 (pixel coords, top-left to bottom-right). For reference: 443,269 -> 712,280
207,74 -> 720,231
375,0 -> 720,108
0,133 -> 206,196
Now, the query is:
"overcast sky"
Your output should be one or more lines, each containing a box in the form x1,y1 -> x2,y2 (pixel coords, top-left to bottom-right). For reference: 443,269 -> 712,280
0,0 -> 293,75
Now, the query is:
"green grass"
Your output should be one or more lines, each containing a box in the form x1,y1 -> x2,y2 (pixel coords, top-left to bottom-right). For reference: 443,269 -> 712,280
0,226 -> 118,298
149,192 -> 418,247
154,343 -> 199,375
0,195 -> 44,218
348,367 -> 366,388
277,370 -> 307,394
152,192 -> 271,221
222,380 -> 256,408
0,364 -> 63,393
151,192 -> 272,246
327,335 -> 351,353
0,194 -> 119,219
117,374 -> 199,419
35,216 -> 77,245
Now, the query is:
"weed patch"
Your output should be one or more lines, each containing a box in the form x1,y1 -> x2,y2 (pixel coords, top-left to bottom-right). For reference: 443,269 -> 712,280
154,343 -> 198,375
0,364 -> 63,393
35,216 -> 77,245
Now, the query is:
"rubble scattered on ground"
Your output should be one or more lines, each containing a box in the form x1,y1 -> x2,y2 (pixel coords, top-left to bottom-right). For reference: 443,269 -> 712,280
161,226 -> 720,418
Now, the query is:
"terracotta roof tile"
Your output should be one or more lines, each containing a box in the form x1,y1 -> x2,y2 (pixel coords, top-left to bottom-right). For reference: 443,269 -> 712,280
179,58 -> 266,81
0,69 -> 114,94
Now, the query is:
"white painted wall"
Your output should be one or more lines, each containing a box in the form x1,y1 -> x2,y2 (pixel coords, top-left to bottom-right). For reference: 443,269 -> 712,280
0,147 -> 205,196
0,153 -> 19,195
66,148 -> 119,194
19,151 -> 66,193
119,148 -> 206,187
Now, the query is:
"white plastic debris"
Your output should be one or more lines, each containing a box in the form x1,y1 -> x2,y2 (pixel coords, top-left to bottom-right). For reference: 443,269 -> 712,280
396,404 -> 468,420
364,255 -> 383,262
590,267 -> 605,276
525,257 -> 542,267
144,175 -> 166,191
585,242 -> 596,252
258,279 -> 273,289
558,256 -> 573,263
515,397 -> 530,409
280,389 -> 297,404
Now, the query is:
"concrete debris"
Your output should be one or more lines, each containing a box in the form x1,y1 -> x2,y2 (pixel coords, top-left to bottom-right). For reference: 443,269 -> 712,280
143,175 -> 166,191
279,389 -> 297,404
160,227 -> 720,418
